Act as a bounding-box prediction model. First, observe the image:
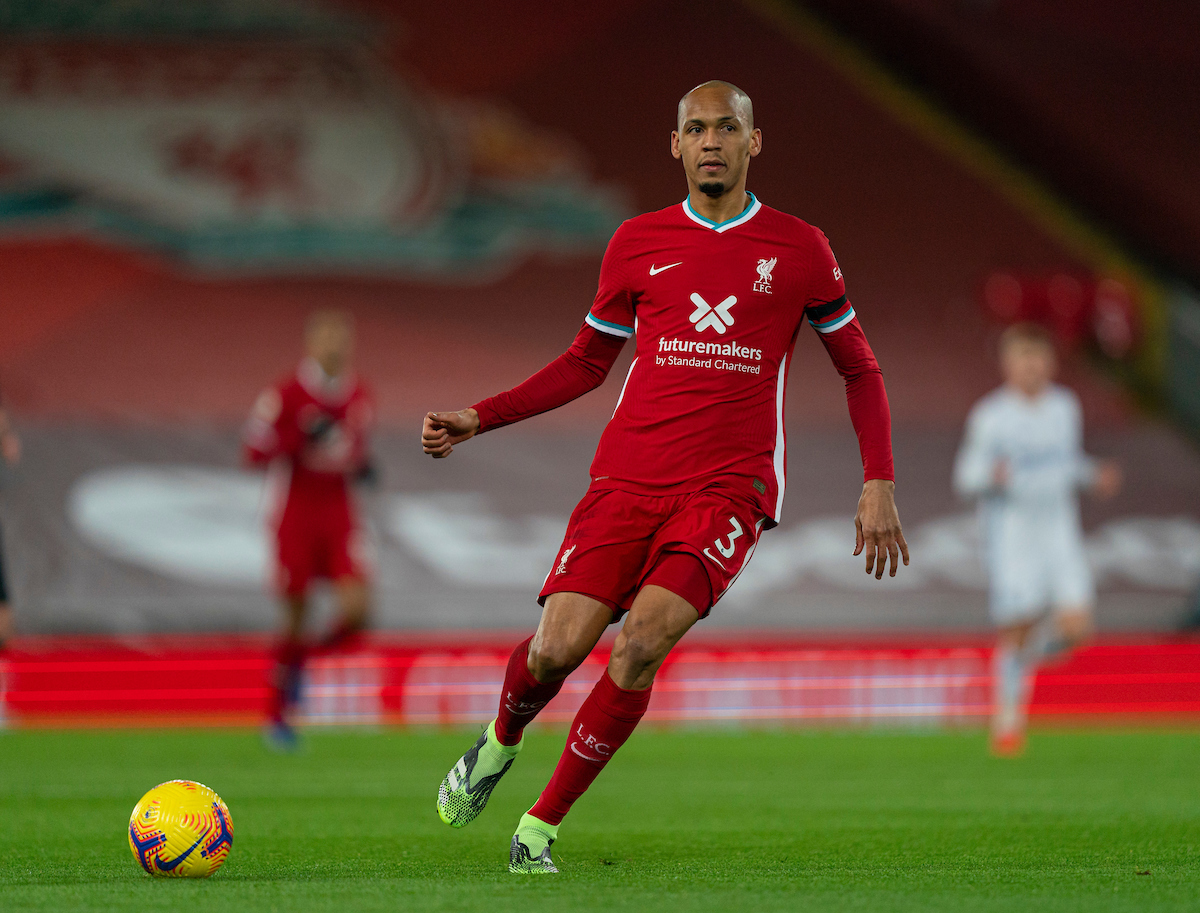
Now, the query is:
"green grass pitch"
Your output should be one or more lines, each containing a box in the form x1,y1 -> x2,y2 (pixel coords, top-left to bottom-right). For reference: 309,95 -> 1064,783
1,727 -> 1197,912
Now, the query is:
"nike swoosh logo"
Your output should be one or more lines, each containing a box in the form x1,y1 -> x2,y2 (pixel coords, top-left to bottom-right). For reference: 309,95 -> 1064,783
702,548 -> 728,571
154,831 -> 207,871
649,262 -> 683,275
569,742 -> 605,763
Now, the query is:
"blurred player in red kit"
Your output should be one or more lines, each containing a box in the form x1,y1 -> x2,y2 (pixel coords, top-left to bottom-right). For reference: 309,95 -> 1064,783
424,81 -> 909,872
244,310 -> 375,748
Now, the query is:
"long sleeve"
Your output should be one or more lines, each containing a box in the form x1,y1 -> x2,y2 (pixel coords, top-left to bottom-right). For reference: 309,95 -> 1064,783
953,403 -> 998,498
1066,394 -> 1099,490
472,323 -> 627,433
814,317 -> 894,482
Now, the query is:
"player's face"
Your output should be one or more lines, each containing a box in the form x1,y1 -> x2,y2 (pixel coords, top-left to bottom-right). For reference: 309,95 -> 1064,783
307,320 -> 354,378
671,88 -> 761,198
1001,339 -> 1056,397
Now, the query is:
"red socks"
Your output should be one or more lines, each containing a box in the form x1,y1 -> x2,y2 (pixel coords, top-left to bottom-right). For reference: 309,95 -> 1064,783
273,636 -> 306,674
529,670 -> 652,825
494,636 -> 564,746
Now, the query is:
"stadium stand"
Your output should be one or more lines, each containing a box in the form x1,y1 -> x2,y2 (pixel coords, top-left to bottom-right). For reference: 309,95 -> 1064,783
798,0 -> 1200,284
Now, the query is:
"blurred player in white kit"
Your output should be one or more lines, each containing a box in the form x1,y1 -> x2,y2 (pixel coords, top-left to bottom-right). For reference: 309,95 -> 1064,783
954,323 -> 1121,755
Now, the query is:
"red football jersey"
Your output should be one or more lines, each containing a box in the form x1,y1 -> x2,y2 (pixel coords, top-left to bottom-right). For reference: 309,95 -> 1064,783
471,194 -> 892,525
243,358 -> 374,520
582,195 -> 859,522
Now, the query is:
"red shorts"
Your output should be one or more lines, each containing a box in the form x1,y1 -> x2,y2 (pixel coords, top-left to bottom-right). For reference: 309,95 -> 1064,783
538,484 -> 766,620
274,507 -> 372,597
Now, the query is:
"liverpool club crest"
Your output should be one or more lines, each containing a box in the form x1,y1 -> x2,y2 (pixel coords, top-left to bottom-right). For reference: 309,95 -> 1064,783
753,257 -> 777,294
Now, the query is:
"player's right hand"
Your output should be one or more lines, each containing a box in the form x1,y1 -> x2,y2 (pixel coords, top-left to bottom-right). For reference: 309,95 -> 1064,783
422,409 -> 480,459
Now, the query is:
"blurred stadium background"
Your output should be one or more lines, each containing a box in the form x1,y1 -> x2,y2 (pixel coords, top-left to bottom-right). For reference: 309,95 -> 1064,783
1,0 -> 1198,729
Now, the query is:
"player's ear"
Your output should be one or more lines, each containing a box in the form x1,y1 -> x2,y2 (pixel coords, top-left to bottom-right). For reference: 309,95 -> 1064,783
749,128 -> 762,157
670,130 -> 682,159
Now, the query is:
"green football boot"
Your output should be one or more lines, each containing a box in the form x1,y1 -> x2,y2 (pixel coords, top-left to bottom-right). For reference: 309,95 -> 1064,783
437,720 -> 521,828
509,812 -> 559,874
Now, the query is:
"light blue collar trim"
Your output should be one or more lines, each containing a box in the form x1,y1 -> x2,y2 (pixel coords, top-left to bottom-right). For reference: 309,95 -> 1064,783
682,192 -> 761,233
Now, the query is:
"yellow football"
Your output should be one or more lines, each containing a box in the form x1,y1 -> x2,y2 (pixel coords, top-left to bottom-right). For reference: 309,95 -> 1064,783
128,780 -> 234,877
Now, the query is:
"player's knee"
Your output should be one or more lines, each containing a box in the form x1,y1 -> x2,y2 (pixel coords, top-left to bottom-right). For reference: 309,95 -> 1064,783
611,624 -> 670,680
527,636 -> 586,683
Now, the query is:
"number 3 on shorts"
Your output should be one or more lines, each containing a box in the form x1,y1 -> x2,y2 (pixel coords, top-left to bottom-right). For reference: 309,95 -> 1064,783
704,515 -> 744,565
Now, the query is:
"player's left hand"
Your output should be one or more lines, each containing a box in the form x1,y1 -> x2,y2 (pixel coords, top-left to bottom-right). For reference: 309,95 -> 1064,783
854,479 -> 910,579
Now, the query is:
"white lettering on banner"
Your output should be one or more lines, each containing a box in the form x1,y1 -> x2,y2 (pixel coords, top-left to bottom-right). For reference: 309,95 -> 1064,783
64,467 -> 1200,595
388,503 -> 1200,595
387,494 -> 564,586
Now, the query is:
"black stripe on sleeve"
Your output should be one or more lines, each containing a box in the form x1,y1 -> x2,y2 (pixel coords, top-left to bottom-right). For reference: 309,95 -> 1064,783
805,294 -> 848,321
